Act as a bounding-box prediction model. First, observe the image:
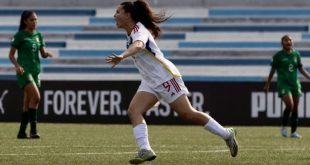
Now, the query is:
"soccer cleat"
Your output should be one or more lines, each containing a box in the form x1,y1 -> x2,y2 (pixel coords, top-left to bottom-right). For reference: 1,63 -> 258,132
30,133 -> 40,139
290,132 -> 302,139
17,132 -> 29,139
129,149 -> 156,164
225,128 -> 238,157
281,128 -> 288,137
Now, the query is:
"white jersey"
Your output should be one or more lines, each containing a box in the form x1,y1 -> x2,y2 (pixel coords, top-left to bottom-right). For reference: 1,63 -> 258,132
127,22 -> 181,87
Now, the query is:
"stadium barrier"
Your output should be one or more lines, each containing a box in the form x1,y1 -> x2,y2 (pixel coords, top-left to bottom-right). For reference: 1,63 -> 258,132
0,25 -> 84,32
0,9 -> 96,16
74,33 -> 185,40
0,41 -> 66,48
193,25 -> 309,32
209,8 -> 310,17
1,0 -> 310,7
1,80 -> 310,126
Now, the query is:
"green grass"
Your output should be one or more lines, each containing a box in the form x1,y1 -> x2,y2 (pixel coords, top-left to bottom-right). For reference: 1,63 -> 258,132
0,123 -> 309,165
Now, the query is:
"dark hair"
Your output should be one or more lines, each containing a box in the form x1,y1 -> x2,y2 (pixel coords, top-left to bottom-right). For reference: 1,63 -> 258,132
120,0 -> 169,38
18,10 -> 36,31
281,35 -> 291,45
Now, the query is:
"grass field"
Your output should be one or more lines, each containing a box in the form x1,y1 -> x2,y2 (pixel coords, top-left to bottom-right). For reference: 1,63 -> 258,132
0,123 -> 309,165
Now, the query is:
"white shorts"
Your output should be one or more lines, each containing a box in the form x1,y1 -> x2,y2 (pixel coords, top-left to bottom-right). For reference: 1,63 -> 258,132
137,77 -> 189,103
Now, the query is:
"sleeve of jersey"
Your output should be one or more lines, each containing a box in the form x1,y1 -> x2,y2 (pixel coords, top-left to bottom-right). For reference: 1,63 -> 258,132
11,33 -> 21,48
131,29 -> 148,48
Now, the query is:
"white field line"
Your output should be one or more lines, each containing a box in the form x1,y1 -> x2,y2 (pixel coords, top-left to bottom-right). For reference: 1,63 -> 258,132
1,151 -> 224,157
13,145 -> 54,148
12,145 -> 136,149
11,144 -> 222,149
0,147 -> 307,157
11,145 -> 306,150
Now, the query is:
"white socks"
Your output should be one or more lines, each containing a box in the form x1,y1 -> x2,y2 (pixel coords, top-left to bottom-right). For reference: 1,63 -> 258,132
133,123 -> 152,150
133,119 -> 229,150
204,117 -> 230,140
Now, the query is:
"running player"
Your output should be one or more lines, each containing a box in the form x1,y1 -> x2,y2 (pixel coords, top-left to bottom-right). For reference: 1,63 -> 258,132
264,35 -> 310,139
8,11 -> 53,139
106,1 -> 238,164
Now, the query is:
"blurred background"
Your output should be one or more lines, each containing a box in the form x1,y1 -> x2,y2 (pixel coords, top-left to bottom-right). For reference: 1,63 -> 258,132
1,0 -> 310,125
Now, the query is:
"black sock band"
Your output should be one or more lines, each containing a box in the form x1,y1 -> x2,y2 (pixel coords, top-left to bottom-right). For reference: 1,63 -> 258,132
291,111 -> 298,133
282,108 -> 291,127
29,108 -> 38,134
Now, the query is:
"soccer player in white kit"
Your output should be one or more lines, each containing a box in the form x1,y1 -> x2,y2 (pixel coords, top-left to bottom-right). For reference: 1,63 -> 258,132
106,1 -> 238,164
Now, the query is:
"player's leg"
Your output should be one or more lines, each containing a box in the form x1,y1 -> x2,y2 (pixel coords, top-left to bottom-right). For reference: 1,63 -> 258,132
24,83 -> 41,138
128,91 -> 158,126
17,91 -> 30,139
291,96 -> 301,138
128,91 -> 158,164
170,94 -> 238,157
16,72 -> 33,139
281,94 -> 293,137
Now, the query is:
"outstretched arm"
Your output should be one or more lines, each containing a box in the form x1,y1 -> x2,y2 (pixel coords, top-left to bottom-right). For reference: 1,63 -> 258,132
299,66 -> 310,80
105,40 -> 144,68
263,67 -> 276,92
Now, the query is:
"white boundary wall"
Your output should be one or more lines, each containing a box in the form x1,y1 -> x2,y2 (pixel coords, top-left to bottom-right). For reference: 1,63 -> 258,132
1,0 -> 310,7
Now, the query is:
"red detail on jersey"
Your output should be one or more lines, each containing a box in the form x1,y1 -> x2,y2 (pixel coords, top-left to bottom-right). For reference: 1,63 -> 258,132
162,82 -> 171,92
162,78 -> 181,97
170,78 -> 181,93
133,25 -> 139,33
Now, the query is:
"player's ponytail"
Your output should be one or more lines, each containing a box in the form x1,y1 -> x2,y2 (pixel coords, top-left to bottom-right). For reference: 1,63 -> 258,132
18,11 -> 36,31
121,0 -> 169,38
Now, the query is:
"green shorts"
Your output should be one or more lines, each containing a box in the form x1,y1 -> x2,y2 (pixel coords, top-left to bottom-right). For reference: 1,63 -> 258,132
16,71 -> 40,89
277,86 -> 302,97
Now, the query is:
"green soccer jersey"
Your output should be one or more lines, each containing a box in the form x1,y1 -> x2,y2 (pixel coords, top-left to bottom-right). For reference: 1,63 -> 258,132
11,30 -> 45,73
271,50 -> 302,89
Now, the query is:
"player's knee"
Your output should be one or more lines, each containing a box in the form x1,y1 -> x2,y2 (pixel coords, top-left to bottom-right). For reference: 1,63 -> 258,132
127,106 -> 138,118
31,94 -> 41,105
286,105 -> 294,111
